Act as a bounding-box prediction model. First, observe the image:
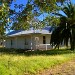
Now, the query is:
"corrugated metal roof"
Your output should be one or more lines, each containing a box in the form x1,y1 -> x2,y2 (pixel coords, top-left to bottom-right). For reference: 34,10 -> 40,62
7,30 -> 23,35
7,26 -> 54,37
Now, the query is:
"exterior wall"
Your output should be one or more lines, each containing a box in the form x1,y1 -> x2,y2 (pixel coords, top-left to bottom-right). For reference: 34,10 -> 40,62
5,34 -> 52,50
32,34 -> 52,50
16,36 -> 31,49
5,39 -> 11,48
39,34 -> 52,50
16,37 -> 24,49
5,37 -> 17,48
5,35 -> 32,49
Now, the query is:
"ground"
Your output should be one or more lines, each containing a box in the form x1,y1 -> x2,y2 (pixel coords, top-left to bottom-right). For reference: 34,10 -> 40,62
0,48 -> 75,75
37,59 -> 75,75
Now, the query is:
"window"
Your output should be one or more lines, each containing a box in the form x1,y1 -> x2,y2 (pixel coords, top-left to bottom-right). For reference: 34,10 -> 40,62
43,36 -> 46,44
25,38 -> 28,45
11,40 -> 13,46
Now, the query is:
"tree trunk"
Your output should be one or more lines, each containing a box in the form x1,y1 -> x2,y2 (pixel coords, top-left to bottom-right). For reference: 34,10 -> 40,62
71,29 -> 75,50
54,44 -> 59,50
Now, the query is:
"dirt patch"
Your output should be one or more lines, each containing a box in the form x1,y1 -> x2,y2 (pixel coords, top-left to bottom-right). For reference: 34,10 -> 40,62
37,60 -> 75,75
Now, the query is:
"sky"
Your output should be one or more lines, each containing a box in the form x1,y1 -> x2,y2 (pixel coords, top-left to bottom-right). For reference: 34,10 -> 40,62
10,0 -> 28,10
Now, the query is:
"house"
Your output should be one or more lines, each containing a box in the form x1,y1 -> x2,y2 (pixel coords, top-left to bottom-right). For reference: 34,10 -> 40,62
5,26 -> 54,50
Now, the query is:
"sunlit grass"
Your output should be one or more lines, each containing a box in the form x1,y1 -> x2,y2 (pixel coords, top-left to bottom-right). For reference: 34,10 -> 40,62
0,49 -> 75,75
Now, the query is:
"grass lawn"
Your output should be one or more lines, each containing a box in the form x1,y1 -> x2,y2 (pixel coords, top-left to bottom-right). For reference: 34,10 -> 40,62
0,48 -> 75,75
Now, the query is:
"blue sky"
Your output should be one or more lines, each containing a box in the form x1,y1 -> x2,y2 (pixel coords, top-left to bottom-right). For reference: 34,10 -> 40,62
10,0 -> 28,10
72,0 -> 75,3
10,0 -> 27,13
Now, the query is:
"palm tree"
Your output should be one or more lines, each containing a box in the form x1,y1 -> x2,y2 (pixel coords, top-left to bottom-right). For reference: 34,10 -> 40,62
50,2 -> 75,50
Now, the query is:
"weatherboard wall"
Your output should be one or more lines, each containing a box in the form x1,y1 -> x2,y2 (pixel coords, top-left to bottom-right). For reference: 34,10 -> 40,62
5,34 -> 52,50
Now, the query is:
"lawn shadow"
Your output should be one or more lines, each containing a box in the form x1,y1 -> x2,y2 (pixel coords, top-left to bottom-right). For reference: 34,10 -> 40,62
0,48 -> 74,56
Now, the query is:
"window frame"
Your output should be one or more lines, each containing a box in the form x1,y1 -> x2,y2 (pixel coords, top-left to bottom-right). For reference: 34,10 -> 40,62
11,39 -> 13,46
24,38 -> 28,45
43,36 -> 46,44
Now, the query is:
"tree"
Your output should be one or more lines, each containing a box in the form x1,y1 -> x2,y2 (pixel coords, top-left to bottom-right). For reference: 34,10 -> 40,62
50,2 -> 75,50
0,0 -> 14,36
11,0 -> 67,30
0,0 -> 67,31
43,16 -> 60,26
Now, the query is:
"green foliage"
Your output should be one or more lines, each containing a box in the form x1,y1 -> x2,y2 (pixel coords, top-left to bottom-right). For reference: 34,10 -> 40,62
0,0 -> 67,31
50,2 -> 75,50
11,0 -> 67,30
34,0 -> 65,13
43,16 -> 60,26
0,3 -> 8,35
0,0 -> 14,36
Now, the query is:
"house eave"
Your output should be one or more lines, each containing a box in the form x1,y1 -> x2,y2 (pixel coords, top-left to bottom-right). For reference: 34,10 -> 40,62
6,32 -> 52,38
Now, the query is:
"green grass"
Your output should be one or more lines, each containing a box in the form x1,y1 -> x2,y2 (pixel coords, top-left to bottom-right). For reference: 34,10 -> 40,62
0,48 -> 75,75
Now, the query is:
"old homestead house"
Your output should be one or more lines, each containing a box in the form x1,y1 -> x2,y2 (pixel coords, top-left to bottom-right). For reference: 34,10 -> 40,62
5,26 -> 54,50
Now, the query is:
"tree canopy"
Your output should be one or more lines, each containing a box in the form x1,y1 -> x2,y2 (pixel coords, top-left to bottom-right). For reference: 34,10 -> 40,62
50,2 -> 75,50
10,0 -> 67,30
0,0 -> 67,31
0,0 -> 14,36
